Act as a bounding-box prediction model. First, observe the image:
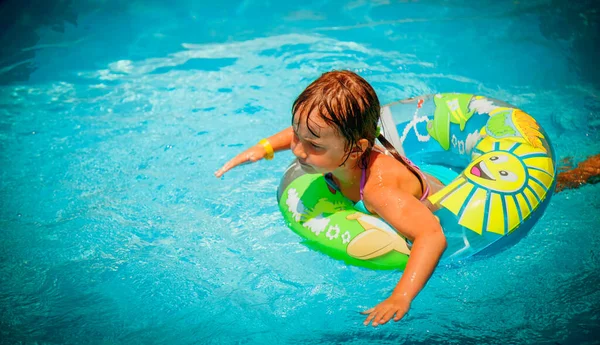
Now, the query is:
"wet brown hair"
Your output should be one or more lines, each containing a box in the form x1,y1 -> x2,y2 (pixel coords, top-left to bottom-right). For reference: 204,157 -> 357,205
291,70 -> 404,168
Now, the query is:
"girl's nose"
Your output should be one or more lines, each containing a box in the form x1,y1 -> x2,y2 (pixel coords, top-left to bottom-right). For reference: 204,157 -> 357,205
291,141 -> 307,160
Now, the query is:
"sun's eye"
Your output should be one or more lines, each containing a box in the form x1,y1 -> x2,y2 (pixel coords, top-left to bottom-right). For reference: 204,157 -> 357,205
489,155 -> 508,163
498,170 -> 518,182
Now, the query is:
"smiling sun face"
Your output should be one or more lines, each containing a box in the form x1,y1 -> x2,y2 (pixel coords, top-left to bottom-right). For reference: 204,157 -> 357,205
428,140 -> 555,236
465,152 -> 527,193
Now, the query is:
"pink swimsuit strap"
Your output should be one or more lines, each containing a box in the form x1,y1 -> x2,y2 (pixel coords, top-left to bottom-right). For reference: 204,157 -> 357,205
399,156 -> 430,201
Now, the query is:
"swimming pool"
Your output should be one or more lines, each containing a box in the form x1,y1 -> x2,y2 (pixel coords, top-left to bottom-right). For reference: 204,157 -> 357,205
1,0 -> 599,343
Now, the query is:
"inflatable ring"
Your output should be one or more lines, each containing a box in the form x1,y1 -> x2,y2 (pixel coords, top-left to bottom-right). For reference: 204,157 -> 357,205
277,94 -> 556,270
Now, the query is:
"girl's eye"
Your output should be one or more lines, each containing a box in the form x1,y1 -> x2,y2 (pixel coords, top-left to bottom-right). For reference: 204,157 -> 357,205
310,142 -> 322,149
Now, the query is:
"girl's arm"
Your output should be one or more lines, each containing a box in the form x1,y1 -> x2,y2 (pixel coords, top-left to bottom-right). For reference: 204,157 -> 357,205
361,168 -> 447,327
214,127 -> 293,177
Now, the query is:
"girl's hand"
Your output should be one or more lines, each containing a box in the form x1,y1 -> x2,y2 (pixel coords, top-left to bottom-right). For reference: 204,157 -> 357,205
214,144 -> 267,178
361,294 -> 411,327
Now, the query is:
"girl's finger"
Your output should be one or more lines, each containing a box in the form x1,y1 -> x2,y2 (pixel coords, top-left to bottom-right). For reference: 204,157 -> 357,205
217,155 -> 246,176
363,311 -> 378,326
371,306 -> 392,326
377,308 -> 397,325
215,163 -> 232,177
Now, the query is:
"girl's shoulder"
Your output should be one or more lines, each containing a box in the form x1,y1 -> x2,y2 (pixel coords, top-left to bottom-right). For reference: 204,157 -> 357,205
368,150 -> 413,182
363,151 -> 421,198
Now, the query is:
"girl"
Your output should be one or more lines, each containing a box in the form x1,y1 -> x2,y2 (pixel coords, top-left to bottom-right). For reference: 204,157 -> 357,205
215,70 -> 447,327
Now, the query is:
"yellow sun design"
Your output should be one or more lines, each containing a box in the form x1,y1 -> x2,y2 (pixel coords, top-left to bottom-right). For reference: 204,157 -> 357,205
429,140 -> 555,236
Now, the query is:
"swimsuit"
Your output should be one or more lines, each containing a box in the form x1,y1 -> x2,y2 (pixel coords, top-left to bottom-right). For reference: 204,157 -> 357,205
324,155 -> 430,214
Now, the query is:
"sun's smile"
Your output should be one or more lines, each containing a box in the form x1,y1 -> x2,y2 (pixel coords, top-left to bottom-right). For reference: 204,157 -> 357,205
470,161 -> 494,180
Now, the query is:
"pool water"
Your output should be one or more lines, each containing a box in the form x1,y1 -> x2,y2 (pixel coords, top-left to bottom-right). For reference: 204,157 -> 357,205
1,0 -> 599,344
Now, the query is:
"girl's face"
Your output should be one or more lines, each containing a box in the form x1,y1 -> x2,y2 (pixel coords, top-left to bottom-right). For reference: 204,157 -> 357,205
291,111 -> 355,174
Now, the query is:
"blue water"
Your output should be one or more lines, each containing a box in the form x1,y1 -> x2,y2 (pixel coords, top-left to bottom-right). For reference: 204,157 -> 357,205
1,0 -> 599,344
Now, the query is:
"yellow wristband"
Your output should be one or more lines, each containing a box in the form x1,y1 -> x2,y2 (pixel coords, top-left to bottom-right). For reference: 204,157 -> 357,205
259,139 -> 274,160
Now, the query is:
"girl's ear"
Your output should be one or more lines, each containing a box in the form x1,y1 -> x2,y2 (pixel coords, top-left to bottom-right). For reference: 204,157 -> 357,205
349,139 -> 370,158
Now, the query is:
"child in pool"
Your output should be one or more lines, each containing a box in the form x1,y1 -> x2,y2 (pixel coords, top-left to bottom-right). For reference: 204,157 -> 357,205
214,70 -> 447,327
